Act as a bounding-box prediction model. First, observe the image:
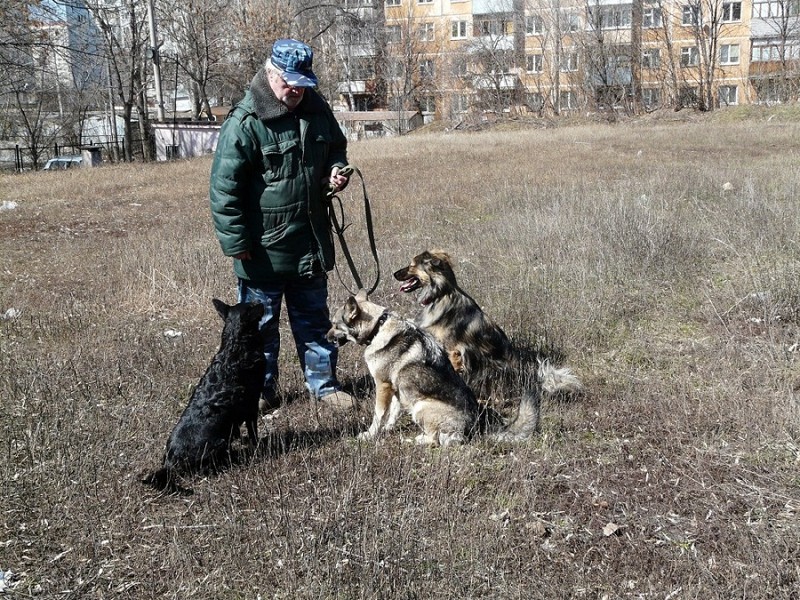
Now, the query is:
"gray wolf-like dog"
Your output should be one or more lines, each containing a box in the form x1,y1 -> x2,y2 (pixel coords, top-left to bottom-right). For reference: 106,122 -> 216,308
393,250 -> 583,400
326,290 -> 541,446
143,299 -> 266,493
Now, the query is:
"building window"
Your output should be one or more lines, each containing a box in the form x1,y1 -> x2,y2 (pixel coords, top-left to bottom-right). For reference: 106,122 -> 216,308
680,46 -> 699,66
642,48 -> 660,68
418,22 -> 435,41
719,85 -> 738,105
387,58 -> 403,78
526,92 -> 544,110
418,0 -> 432,4
452,94 -> 469,113
562,12 -> 580,32
751,1 -> 794,17
386,0 -> 400,5
682,5 -> 699,25
526,15 -> 545,34
452,56 -> 468,76
481,18 -> 511,36
679,86 -> 698,107
591,6 -> 632,29
526,54 -> 544,73
643,7 -> 662,27
419,95 -> 435,113
559,90 -> 577,109
451,20 -> 468,39
721,1 -> 742,21
419,58 -> 435,78
642,87 -> 660,108
386,25 -> 402,43
560,52 -> 579,72
719,44 -> 739,65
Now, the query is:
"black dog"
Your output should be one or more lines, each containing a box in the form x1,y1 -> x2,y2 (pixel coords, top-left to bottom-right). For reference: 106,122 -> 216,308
143,299 -> 266,494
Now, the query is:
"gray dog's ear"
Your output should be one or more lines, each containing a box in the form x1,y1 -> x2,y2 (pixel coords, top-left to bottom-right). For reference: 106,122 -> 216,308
345,296 -> 360,322
355,288 -> 368,303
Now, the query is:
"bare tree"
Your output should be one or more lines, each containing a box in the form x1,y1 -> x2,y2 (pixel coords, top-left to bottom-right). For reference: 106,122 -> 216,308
383,1 -> 438,121
157,0 -> 230,118
665,0 -> 745,111
86,0 -> 154,160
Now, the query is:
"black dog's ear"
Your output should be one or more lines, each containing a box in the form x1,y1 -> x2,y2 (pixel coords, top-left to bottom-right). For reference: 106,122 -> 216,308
212,298 -> 230,320
246,301 -> 265,321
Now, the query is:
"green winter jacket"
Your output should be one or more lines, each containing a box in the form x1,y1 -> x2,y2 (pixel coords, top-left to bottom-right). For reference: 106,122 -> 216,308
209,70 -> 348,281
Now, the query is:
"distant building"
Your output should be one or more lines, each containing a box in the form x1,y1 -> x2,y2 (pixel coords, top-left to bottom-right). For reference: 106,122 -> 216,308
335,0 -> 800,117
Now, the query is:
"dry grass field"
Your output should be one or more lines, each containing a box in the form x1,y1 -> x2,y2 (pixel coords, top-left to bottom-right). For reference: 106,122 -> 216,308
1,112 -> 799,598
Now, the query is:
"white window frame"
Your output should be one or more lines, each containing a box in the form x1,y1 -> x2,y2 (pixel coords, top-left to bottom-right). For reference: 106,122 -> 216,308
386,0 -> 401,5
451,19 -> 468,39
719,43 -> 740,65
643,7 -> 662,27
719,85 -> 738,105
680,46 -> 699,66
721,1 -> 742,21
562,11 -> 580,32
682,5 -> 699,25
526,54 -> 543,73
560,52 -> 579,72
419,58 -> 435,78
527,92 -> 544,110
452,94 -> 469,113
594,6 -> 632,29
417,22 -> 435,41
419,95 -> 435,113
525,14 -> 545,35
642,48 -> 660,68
386,25 -> 402,44
559,90 -> 577,109
642,87 -> 660,107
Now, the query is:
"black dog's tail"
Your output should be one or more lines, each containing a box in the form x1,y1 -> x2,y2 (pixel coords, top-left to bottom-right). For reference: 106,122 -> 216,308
487,388 -> 541,443
141,467 -> 193,496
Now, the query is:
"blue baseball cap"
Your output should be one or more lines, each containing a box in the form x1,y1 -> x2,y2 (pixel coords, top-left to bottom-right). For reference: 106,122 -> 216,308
270,39 -> 318,88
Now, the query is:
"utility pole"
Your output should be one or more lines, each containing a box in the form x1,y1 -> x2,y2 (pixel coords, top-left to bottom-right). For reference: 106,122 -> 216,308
146,0 -> 166,122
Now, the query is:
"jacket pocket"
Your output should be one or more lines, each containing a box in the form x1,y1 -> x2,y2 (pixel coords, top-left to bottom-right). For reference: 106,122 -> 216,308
261,139 -> 298,182
261,222 -> 289,248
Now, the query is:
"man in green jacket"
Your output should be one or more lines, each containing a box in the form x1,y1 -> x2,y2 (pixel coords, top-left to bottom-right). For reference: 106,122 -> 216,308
209,39 -> 355,413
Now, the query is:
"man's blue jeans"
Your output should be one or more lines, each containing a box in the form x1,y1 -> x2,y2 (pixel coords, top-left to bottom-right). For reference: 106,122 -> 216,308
238,274 -> 339,401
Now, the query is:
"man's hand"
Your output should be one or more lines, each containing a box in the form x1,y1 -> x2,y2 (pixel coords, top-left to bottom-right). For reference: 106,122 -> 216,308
233,251 -> 252,260
327,166 -> 350,193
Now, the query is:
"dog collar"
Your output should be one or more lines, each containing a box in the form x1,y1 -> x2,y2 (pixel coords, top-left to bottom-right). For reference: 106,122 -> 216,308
361,311 -> 390,345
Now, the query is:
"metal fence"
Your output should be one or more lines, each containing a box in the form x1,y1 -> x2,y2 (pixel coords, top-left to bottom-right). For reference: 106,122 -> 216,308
0,135 -> 143,172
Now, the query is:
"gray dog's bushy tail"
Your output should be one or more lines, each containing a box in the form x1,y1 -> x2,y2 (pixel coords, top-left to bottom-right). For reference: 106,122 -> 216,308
538,359 -> 583,396
488,388 -> 541,442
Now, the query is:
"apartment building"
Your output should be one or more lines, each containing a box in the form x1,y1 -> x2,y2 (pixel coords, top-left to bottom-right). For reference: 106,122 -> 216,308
337,0 -> 800,119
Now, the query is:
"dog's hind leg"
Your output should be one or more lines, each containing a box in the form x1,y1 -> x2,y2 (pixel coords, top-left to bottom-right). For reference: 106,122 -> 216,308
381,395 -> 402,433
359,381 -> 394,441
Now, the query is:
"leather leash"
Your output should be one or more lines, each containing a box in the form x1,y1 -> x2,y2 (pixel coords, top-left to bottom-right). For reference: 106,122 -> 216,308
326,165 -> 381,295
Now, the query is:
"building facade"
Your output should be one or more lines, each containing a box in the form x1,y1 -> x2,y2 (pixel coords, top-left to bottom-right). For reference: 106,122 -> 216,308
336,0 -> 800,119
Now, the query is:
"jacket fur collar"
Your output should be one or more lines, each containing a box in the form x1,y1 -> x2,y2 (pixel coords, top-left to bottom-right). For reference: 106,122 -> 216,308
249,69 -> 326,121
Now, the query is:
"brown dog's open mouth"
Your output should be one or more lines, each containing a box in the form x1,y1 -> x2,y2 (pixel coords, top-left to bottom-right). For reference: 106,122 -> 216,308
398,276 -> 421,293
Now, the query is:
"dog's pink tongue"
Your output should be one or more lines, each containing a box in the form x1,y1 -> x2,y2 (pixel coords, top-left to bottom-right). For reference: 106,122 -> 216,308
400,279 -> 417,293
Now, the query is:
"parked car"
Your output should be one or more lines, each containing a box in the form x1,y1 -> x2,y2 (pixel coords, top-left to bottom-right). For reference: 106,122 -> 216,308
43,155 -> 82,170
